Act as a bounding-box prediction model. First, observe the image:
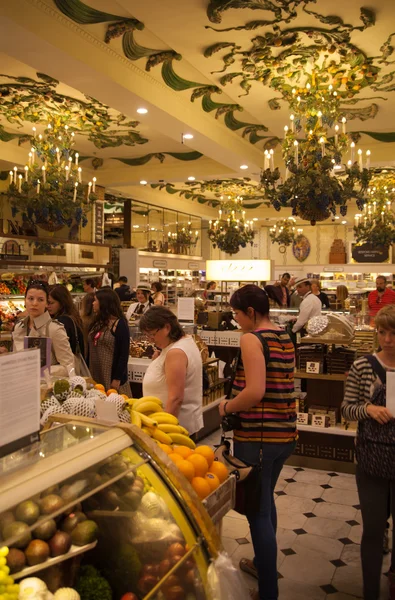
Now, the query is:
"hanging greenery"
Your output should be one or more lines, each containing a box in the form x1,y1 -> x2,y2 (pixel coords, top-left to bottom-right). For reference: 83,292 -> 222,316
269,219 -> 300,247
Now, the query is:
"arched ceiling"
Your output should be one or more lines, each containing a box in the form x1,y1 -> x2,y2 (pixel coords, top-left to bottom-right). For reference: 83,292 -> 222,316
1,0 -> 395,224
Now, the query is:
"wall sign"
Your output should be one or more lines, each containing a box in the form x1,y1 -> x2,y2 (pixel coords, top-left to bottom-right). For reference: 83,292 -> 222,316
206,259 -> 273,281
292,235 -> 311,262
94,203 -> 104,244
153,259 -> 168,268
306,361 -> 322,374
352,243 -> 389,263
188,262 -> 199,269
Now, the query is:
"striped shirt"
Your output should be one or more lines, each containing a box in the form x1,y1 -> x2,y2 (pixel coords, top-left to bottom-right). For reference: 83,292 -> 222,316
232,329 -> 297,444
342,355 -> 395,422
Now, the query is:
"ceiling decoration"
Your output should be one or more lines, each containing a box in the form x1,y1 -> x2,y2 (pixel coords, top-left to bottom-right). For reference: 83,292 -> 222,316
0,72 -> 148,148
208,196 -> 255,254
81,151 -> 203,168
206,0 -> 307,25
150,178 -> 268,208
269,218 -> 302,247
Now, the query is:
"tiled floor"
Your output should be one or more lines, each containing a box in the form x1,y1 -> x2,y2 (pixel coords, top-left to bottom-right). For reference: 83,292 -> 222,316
202,430 -> 393,600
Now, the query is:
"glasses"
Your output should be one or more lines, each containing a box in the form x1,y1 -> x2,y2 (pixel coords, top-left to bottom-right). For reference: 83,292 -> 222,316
144,329 -> 160,340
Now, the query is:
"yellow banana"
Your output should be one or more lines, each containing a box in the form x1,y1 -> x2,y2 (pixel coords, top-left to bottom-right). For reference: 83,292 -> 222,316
139,413 -> 158,428
142,426 -> 153,437
168,433 -> 196,450
158,424 -> 186,434
127,398 -> 140,408
134,396 -> 162,411
150,412 -> 179,425
136,401 -> 163,415
151,428 -> 173,445
130,411 -> 142,428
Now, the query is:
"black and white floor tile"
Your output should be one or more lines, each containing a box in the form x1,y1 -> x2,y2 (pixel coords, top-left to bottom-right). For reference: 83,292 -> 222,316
202,430 -> 392,600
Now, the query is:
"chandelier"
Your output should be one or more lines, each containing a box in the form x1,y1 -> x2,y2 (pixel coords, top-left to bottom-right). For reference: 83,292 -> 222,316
259,76 -> 372,225
354,171 -> 395,248
7,119 -> 97,231
269,218 -> 303,247
168,225 -> 199,248
208,196 -> 255,255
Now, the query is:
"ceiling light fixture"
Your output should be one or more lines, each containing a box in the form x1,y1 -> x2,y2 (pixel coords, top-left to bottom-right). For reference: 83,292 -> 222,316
140,180 -> 147,185
341,220 -> 347,224
253,218 -> 258,221
137,108 -> 148,114
240,164 -> 249,170
183,133 -> 194,140
187,176 -> 196,181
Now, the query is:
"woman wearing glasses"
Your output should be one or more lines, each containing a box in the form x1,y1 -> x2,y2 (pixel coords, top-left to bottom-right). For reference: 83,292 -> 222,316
88,288 -> 130,394
1,280 -> 75,377
139,306 -> 203,435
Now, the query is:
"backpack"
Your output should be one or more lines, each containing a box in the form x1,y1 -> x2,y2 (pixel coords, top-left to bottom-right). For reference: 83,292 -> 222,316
356,355 -> 395,480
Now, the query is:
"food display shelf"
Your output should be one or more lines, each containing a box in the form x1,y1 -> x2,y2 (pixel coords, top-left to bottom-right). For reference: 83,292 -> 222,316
13,542 -> 97,580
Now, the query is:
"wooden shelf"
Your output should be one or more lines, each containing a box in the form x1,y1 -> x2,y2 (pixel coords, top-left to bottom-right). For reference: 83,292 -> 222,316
13,541 -> 97,580
294,371 -> 347,381
299,337 -> 353,345
202,396 -> 226,413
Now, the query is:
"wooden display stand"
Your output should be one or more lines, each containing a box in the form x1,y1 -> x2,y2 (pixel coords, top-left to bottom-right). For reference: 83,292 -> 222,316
329,239 -> 347,264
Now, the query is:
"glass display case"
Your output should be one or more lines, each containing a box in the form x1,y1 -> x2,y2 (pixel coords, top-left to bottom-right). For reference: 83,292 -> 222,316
0,418 -> 221,599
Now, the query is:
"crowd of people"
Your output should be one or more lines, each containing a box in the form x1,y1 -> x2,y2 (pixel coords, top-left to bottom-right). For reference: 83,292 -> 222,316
0,271 -> 394,600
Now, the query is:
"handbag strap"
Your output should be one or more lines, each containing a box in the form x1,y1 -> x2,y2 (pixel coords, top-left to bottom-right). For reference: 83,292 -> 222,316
365,354 -> 387,385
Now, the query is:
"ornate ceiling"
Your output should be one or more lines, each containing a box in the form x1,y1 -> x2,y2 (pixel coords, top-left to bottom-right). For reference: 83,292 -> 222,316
1,0 -> 395,222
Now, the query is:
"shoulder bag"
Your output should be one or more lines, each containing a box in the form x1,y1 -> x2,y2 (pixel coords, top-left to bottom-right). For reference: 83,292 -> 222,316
69,317 -> 91,378
214,332 -> 270,515
356,354 -> 395,480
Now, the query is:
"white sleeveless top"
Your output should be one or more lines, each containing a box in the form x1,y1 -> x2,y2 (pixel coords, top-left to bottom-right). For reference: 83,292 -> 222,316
143,336 -> 203,434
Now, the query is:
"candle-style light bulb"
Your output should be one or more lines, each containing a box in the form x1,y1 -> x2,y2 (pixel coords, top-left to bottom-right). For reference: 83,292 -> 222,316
18,174 -> 22,193
342,117 -> 347,134
78,167 -> 82,183
294,140 -> 299,166
290,114 -> 295,132
350,142 -> 355,163
334,124 -> 339,146
366,150 -> 371,169
41,165 -> 46,184
24,165 -> 28,182
9,170 -> 13,184
75,152 -> 79,166
56,147 -> 60,163
92,177 -> 97,192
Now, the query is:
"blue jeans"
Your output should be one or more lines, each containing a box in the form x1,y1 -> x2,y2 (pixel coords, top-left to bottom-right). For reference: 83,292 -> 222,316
234,441 -> 296,600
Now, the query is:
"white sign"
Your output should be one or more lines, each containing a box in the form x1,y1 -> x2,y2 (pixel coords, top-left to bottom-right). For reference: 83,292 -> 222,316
386,371 -> 395,416
0,349 -> 40,455
153,259 -> 168,268
306,361 -> 322,374
177,298 -> 195,322
206,260 -> 273,282
312,414 -> 330,428
95,399 -> 119,424
297,412 -> 309,425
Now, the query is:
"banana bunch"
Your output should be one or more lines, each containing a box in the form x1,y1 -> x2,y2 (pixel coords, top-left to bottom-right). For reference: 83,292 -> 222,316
125,395 -> 196,449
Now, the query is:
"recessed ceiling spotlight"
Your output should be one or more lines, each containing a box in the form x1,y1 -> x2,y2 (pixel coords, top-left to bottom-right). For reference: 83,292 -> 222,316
188,176 -> 195,181
240,164 -> 249,170
253,218 -> 258,221
140,180 -> 147,185
334,216 -> 340,220
341,220 -> 347,224
183,133 -> 194,140
133,225 -> 140,229
137,108 -> 148,114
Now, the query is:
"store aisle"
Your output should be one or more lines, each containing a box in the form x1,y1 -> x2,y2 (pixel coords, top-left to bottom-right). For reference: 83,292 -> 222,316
202,431 -> 392,600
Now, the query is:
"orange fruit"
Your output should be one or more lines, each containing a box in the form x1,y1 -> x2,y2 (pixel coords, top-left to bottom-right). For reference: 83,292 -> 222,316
120,394 -> 129,400
173,445 -> 193,459
177,459 -> 195,482
187,454 -> 209,478
205,472 -> 220,492
169,453 -> 183,465
195,445 -> 215,467
191,477 -> 211,500
94,383 -> 105,391
106,388 -> 118,396
158,443 -> 172,455
208,461 -> 229,483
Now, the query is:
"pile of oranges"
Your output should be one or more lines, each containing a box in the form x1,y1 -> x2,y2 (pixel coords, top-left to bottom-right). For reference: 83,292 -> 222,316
158,444 -> 229,500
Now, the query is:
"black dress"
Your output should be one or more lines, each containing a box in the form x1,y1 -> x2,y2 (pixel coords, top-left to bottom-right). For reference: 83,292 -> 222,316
56,315 -> 85,356
318,291 -> 331,309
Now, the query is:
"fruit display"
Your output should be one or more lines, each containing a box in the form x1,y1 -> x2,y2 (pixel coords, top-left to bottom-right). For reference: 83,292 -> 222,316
0,546 -> 19,600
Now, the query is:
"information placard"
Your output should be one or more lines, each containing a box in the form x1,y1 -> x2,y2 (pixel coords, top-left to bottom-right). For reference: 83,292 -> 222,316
177,298 -> 195,323
0,349 -> 40,457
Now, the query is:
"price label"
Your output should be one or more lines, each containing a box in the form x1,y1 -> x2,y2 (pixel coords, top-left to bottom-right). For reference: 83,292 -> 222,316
297,412 -> 309,425
306,361 -> 321,374
312,414 -> 329,428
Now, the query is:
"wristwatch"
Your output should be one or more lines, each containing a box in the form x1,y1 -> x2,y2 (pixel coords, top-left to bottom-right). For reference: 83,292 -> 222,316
224,401 -> 230,415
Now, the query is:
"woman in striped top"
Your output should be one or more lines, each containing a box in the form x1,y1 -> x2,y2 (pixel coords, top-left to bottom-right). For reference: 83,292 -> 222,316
341,305 -> 395,600
219,285 -> 297,600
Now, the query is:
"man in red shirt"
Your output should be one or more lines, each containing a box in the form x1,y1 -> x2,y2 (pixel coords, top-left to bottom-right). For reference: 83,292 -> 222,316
368,275 -> 395,317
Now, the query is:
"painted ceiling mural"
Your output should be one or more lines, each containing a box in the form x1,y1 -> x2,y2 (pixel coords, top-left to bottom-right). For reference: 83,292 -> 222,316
52,0 -> 395,148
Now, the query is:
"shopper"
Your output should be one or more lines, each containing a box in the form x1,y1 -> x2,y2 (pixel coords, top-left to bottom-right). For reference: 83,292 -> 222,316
80,292 -> 95,359
114,276 -> 134,302
336,284 -> 349,310
125,285 -> 153,321
368,276 -> 395,317
203,281 -> 216,302
2,280 -> 75,376
140,306 -> 203,435
341,304 -> 395,600
311,279 -> 331,309
83,278 -> 96,294
265,272 -> 291,307
47,285 -> 85,357
151,281 -> 165,306
292,277 -> 322,333
88,288 -> 130,394
218,284 -> 296,600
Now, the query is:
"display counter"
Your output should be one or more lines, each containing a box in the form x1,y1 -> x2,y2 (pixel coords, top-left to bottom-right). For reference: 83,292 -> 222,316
0,416 -> 225,599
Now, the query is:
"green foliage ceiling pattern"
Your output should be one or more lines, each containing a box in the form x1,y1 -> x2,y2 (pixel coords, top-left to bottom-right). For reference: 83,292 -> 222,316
0,72 -> 148,148
52,0 -> 395,149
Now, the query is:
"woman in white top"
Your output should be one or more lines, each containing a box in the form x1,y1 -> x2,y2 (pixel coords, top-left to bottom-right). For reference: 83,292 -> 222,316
151,282 -> 165,306
126,285 -> 153,322
140,306 -> 203,435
